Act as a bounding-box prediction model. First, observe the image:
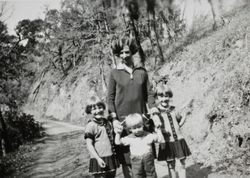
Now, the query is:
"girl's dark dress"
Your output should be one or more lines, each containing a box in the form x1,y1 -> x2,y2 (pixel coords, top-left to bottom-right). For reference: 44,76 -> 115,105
84,119 -> 119,174
156,108 -> 191,161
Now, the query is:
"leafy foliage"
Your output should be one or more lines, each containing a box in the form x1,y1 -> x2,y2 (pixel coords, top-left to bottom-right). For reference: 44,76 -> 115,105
0,142 -> 40,176
15,19 -> 45,53
0,111 -> 44,154
0,19 -> 43,108
6,112 -> 44,142
39,0 -> 187,74
0,19 -> 44,168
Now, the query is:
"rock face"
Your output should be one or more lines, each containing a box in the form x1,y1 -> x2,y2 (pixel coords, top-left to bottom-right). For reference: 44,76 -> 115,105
23,62 -> 108,126
154,6 -> 250,173
24,4 -> 250,176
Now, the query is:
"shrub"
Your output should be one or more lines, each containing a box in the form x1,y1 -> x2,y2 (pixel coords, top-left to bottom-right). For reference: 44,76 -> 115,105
0,111 -> 44,154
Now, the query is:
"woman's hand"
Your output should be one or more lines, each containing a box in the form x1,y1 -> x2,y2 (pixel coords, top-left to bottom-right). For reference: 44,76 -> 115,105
97,158 -> 106,168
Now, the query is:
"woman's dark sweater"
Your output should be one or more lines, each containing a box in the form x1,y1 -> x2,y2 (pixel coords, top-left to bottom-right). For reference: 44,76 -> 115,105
107,67 -> 154,121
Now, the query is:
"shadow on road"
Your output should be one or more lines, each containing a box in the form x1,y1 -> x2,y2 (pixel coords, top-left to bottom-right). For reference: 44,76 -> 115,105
187,163 -> 212,178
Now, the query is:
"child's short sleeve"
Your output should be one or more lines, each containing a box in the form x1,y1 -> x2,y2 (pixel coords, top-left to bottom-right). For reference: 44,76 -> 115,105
120,136 -> 132,146
152,133 -> 160,143
144,133 -> 159,144
84,122 -> 96,140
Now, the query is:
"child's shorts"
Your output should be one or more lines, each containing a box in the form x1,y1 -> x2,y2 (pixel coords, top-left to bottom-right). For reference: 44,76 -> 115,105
131,152 -> 157,178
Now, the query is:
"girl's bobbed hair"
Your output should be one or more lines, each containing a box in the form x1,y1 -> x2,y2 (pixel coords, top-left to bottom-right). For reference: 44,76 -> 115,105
155,83 -> 173,98
111,37 -> 138,57
85,95 -> 106,114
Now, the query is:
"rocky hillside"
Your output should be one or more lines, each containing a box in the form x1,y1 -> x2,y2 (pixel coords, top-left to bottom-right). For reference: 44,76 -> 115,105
23,4 -> 250,176
154,5 -> 250,175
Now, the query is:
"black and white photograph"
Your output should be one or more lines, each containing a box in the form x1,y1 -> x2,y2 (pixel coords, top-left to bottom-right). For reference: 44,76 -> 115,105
0,0 -> 249,177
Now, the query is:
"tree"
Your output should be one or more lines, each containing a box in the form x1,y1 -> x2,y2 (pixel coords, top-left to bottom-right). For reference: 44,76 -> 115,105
207,0 -> 225,30
0,20 -> 38,154
15,19 -> 45,53
42,0 -> 100,75
0,1 -> 13,22
0,21 -> 20,154
42,0 -> 119,80
145,0 -> 165,63
124,0 -> 146,64
0,21 -> 25,108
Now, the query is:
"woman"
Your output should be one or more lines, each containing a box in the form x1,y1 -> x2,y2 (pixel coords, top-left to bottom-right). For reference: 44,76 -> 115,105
107,38 -> 155,178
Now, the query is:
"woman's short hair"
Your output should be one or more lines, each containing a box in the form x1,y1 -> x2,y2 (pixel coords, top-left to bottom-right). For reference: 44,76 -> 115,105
125,113 -> 143,128
111,37 -> 138,57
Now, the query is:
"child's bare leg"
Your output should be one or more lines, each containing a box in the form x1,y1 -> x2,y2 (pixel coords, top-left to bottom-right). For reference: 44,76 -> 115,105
167,160 -> 177,178
178,158 -> 186,178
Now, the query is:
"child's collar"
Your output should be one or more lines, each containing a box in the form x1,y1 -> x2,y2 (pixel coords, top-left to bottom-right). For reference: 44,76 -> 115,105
157,105 -> 175,112
128,131 -> 148,138
93,117 -> 107,126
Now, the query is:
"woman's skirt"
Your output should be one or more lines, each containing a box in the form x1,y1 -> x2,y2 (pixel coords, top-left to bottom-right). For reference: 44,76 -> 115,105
158,138 -> 191,161
89,154 -> 120,174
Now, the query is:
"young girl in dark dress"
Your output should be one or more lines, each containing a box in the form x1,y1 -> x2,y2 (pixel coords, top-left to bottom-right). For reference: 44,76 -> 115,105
151,83 -> 191,178
84,95 -> 119,178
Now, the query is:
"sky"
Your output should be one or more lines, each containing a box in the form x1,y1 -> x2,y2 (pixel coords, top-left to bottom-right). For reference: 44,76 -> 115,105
1,0 -> 61,35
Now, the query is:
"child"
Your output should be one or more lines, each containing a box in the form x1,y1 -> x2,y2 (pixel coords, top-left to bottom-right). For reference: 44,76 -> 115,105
115,113 -> 164,178
84,95 -> 119,178
151,83 -> 191,178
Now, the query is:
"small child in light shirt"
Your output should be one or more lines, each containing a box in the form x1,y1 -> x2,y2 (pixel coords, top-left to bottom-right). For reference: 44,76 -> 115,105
115,113 -> 164,178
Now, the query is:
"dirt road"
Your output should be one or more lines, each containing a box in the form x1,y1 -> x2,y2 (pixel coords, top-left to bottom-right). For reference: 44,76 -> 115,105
11,119 -> 237,178
8,119 -> 170,178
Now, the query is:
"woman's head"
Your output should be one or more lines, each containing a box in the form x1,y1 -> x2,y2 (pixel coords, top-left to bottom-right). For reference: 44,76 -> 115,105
120,45 -> 131,60
125,113 -> 144,136
85,95 -> 105,118
119,45 -> 134,66
111,37 -> 138,57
